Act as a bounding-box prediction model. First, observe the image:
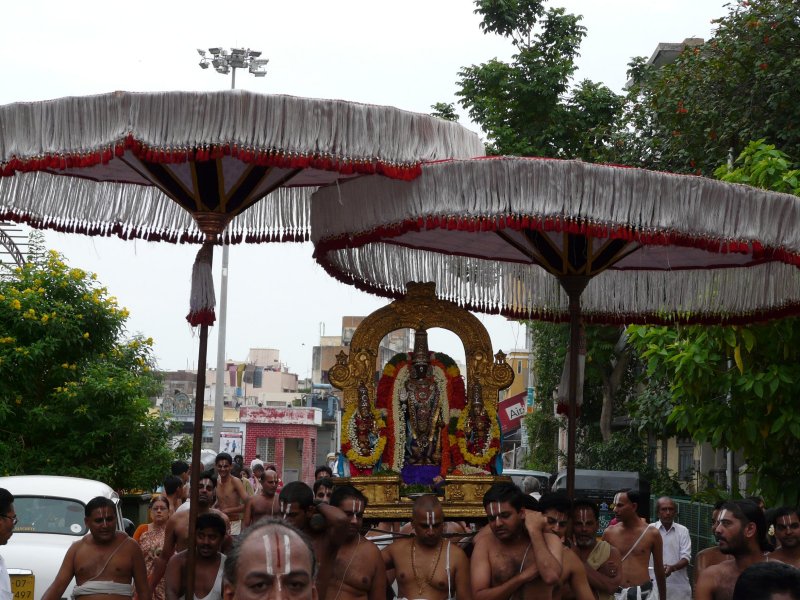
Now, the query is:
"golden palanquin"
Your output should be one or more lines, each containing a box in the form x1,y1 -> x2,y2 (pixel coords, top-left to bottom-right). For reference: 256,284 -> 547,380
329,282 -> 515,520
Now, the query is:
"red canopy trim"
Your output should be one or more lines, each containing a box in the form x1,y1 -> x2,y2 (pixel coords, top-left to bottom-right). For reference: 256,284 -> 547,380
0,134 -> 423,181
313,212 -> 800,268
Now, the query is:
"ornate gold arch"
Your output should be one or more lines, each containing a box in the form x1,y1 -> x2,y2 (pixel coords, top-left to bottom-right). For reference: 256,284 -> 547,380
328,282 -> 514,414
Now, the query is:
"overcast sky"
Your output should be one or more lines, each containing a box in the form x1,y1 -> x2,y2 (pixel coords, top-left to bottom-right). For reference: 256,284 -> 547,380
2,0 -> 730,378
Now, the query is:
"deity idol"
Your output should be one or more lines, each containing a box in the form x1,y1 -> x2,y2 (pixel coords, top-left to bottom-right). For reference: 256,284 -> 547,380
400,330 -> 443,465
464,382 -> 491,454
354,382 -> 377,456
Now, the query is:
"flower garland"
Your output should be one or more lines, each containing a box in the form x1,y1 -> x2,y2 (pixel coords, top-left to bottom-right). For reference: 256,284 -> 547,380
340,403 -> 387,470
453,404 -> 501,468
376,352 -> 465,472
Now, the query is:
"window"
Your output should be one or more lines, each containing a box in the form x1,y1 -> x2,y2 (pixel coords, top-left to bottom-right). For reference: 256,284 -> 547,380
677,437 -> 695,480
256,437 -> 276,463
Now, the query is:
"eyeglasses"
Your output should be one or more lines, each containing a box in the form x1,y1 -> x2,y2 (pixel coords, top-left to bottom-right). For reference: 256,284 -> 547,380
0,514 -> 18,526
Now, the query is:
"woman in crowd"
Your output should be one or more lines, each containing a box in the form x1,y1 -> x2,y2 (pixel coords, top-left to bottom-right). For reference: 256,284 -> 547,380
134,495 -> 170,600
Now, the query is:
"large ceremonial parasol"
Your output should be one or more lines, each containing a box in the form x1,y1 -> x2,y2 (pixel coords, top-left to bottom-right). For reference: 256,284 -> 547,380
0,90 -> 483,593
311,156 -> 800,495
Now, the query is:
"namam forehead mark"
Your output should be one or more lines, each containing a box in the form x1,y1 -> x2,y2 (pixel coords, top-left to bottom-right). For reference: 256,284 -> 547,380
718,509 -> 730,523
779,515 -> 798,527
280,501 -> 289,519
574,508 -> 594,523
262,532 -> 293,591
487,501 -> 502,517
350,499 -> 363,514
613,493 -> 625,505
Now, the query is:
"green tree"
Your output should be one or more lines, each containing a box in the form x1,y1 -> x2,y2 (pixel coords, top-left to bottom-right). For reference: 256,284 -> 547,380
430,102 -> 459,122
616,0 -> 800,175
456,0 -> 623,159
627,143 -> 800,506
0,249 -> 177,490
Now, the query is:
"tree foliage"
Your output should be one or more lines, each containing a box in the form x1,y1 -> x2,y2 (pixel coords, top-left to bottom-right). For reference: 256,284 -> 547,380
616,0 -> 800,175
457,0 -> 623,159
627,142 -> 800,506
0,249 -> 177,490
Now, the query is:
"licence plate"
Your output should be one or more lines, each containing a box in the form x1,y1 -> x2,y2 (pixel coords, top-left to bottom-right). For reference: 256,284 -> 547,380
10,575 -> 34,600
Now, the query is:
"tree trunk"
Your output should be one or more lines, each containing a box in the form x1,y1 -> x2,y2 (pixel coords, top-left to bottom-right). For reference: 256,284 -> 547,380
600,330 -> 630,442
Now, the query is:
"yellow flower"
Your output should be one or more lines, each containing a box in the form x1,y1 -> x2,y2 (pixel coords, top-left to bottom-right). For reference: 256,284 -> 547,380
41,315 -> 49,324
10,299 -> 21,310
0,337 -> 14,344
83,332 -> 90,339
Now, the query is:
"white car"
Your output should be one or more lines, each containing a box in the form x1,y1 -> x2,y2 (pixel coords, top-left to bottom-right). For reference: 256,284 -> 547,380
0,475 -> 124,600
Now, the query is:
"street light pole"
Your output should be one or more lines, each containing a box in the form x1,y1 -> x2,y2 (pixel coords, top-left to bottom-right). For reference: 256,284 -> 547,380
198,48 -> 268,454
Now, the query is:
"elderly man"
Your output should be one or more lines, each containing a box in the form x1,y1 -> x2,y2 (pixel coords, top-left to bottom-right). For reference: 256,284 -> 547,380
244,468 -> 280,527
42,497 -> 150,600
571,498 -> 621,600
383,495 -> 471,600
223,519 -> 317,600
652,497 -> 691,600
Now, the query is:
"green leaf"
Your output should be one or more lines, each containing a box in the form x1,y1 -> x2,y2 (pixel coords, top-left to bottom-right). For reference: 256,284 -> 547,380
740,329 -> 756,352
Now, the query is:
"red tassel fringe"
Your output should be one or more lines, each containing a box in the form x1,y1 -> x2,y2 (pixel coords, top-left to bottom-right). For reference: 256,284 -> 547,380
0,134 -> 423,182
186,309 -> 216,327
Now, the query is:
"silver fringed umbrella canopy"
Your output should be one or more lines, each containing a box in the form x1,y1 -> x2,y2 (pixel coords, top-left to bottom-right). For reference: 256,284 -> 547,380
311,156 -> 800,496
0,90 -> 483,597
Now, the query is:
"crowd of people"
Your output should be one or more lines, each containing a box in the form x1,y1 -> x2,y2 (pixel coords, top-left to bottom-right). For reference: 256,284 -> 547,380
1,459 -> 799,600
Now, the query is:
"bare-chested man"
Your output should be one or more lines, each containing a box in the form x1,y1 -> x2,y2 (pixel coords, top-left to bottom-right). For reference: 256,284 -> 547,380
537,493 -> 594,600
571,498 -> 622,600
769,506 -> 800,567
471,482 -> 562,600
602,489 -> 665,600
222,519 -> 317,600
278,481 -> 348,593
244,468 -> 280,527
214,452 -> 249,535
695,499 -> 769,600
149,472 -> 230,590
383,495 -> 472,600
42,496 -> 150,600
325,485 -> 386,600
165,513 -> 226,600
695,501 -> 733,583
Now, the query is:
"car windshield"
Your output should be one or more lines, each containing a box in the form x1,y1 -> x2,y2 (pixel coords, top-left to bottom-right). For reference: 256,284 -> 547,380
13,496 -> 88,535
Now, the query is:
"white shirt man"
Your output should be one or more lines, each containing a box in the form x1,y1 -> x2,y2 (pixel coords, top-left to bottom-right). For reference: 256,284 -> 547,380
651,497 -> 692,600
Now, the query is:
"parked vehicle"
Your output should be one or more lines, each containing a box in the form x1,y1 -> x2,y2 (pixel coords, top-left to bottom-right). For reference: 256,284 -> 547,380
502,469 -> 552,494
0,475 -> 124,600
551,469 -> 651,519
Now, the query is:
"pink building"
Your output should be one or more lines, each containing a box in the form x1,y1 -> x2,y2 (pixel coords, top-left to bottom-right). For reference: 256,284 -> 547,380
240,406 -> 322,484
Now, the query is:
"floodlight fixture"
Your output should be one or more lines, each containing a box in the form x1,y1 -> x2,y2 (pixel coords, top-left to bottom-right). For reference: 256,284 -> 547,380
198,46 -> 268,89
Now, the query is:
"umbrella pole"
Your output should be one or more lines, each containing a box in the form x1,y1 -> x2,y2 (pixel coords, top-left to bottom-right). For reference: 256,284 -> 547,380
185,222 -> 223,600
559,276 -> 589,499
185,323 -> 209,600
